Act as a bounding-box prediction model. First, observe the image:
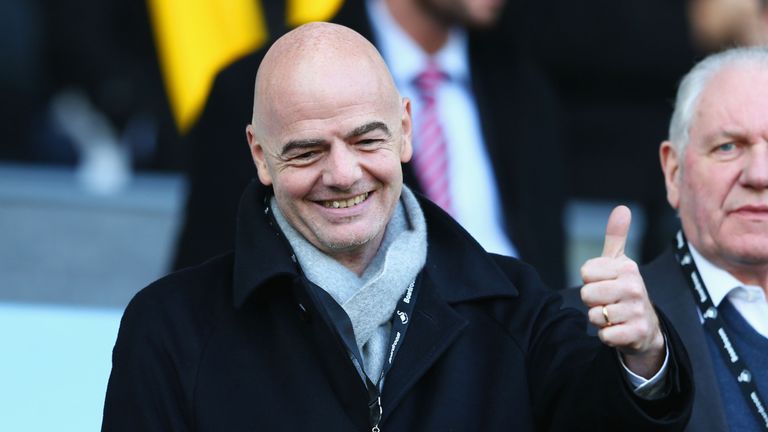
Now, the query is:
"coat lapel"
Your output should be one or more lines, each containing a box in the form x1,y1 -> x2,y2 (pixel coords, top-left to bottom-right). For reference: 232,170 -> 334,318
643,250 -> 728,432
380,271 -> 468,421
379,197 -> 518,421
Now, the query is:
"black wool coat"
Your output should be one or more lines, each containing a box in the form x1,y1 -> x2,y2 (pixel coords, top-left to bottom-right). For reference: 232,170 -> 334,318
104,182 -> 692,431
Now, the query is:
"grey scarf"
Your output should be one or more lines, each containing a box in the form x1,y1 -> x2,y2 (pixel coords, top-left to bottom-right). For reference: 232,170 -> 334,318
271,186 -> 427,382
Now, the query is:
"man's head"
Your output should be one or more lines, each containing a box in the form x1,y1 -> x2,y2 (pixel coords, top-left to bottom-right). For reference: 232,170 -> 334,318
246,23 -> 413,272
415,0 -> 506,29
661,47 -> 768,284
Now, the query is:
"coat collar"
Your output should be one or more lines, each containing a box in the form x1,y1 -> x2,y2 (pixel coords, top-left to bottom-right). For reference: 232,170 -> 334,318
232,181 -> 300,307
232,181 -> 518,308
418,196 -> 518,302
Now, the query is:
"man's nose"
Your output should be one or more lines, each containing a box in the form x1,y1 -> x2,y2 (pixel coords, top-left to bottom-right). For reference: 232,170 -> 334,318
322,144 -> 362,189
742,142 -> 768,188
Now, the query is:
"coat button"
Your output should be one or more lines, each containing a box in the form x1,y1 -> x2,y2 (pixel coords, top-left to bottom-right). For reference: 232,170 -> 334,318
298,303 -> 310,322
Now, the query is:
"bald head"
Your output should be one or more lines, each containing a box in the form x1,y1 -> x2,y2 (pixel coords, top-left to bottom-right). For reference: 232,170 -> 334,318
243,23 -> 413,273
251,23 -> 400,141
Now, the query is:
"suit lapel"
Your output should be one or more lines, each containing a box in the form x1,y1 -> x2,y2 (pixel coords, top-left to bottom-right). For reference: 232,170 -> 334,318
643,250 -> 729,431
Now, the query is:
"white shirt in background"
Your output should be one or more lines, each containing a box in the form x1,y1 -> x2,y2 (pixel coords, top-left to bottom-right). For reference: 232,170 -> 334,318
367,0 -> 517,257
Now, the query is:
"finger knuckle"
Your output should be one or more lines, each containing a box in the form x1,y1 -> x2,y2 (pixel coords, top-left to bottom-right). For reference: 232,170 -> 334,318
580,260 -> 598,281
626,280 -> 645,298
637,321 -> 650,337
598,332 -> 615,348
620,259 -> 639,274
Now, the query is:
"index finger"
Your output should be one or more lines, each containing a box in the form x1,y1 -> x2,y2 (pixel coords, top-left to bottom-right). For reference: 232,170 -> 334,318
602,205 -> 632,258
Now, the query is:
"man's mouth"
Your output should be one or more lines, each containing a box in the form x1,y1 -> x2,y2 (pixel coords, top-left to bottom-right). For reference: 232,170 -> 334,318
321,192 -> 370,209
732,204 -> 768,214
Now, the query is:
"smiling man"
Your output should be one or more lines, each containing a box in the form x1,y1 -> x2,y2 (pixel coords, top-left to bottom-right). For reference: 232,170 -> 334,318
244,29 -> 412,275
102,23 -> 693,431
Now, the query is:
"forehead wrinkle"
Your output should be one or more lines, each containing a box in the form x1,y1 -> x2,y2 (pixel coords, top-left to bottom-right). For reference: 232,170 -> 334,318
699,128 -> 745,145
693,76 -> 768,147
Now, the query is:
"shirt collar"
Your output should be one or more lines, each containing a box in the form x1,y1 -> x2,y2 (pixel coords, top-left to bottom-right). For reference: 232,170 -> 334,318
688,244 -> 744,307
366,0 -> 469,86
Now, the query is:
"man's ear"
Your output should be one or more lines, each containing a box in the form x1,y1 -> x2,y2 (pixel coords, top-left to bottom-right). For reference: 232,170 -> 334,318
399,97 -> 413,163
660,140 -> 681,209
246,124 -> 273,186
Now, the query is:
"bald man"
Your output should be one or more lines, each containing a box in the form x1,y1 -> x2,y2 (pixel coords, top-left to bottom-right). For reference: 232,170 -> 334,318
102,23 -> 692,431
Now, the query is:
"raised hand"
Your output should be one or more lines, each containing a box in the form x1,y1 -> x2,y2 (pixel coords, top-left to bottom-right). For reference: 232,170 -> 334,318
580,206 -> 665,378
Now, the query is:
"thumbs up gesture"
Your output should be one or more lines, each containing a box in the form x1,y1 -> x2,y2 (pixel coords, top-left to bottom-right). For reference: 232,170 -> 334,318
580,206 -> 665,378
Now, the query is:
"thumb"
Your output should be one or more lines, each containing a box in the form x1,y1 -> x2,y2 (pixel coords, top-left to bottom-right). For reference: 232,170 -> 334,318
602,205 -> 632,258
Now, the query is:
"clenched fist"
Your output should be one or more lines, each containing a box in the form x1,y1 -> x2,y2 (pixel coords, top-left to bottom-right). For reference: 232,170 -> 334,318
580,206 -> 665,378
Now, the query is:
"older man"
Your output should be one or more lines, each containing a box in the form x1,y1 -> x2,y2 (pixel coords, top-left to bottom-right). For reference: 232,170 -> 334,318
566,46 -> 768,432
103,23 -> 691,431
654,46 -> 768,431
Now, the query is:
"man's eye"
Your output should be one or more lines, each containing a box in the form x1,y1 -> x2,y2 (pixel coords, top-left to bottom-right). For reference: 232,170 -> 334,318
358,139 -> 382,146
715,142 -> 736,153
290,151 -> 319,162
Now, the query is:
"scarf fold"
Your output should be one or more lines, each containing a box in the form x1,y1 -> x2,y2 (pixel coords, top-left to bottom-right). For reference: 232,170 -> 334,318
271,186 -> 427,382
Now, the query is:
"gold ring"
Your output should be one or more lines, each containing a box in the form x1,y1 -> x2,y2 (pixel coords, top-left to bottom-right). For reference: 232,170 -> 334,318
602,305 -> 612,327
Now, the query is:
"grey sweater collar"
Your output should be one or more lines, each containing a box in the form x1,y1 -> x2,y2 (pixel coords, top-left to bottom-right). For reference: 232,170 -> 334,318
271,186 -> 427,381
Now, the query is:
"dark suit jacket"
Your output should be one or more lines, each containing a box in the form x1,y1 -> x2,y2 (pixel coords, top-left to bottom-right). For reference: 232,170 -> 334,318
172,0 -> 566,288
561,248 -> 728,431
519,0 -> 702,261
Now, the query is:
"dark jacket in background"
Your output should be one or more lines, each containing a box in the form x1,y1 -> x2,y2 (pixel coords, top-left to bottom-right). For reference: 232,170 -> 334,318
172,0 -> 566,288
520,0 -> 702,260
104,181 -> 692,431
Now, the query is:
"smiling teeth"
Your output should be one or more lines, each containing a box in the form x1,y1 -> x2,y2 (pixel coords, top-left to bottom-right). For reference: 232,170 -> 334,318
323,192 -> 369,209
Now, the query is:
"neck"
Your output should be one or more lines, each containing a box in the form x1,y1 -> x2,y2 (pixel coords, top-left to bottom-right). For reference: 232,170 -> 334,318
725,265 -> 768,294
703,249 -> 768,293
385,0 -> 451,54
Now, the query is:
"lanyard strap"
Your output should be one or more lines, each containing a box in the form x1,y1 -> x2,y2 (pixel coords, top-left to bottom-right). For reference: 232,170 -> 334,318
307,277 -> 420,431
672,231 -> 768,430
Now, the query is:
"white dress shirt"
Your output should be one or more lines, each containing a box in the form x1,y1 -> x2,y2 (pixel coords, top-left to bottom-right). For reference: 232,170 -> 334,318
366,0 -> 517,257
689,245 -> 768,338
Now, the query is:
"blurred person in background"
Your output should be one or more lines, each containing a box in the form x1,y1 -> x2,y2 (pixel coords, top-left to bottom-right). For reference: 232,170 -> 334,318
171,0 -> 567,288
0,0 -> 45,162
0,0 -> 182,176
520,0 -> 768,264
565,46 -> 768,431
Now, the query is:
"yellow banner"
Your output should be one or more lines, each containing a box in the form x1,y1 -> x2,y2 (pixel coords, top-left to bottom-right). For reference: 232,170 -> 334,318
147,0 -> 267,133
286,0 -> 344,27
148,0 -> 346,133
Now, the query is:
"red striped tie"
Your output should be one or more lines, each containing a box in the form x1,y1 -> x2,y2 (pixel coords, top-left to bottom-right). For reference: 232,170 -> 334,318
412,62 -> 452,214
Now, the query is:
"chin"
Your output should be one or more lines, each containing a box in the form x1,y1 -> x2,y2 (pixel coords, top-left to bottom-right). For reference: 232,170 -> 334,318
321,230 -> 377,252
466,13 -> 500,29
721,237 -> 768,266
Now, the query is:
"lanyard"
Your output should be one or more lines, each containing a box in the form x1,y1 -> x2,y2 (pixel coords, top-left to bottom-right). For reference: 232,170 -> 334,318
672,231 -> 768,430
307,277 -> 419,432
